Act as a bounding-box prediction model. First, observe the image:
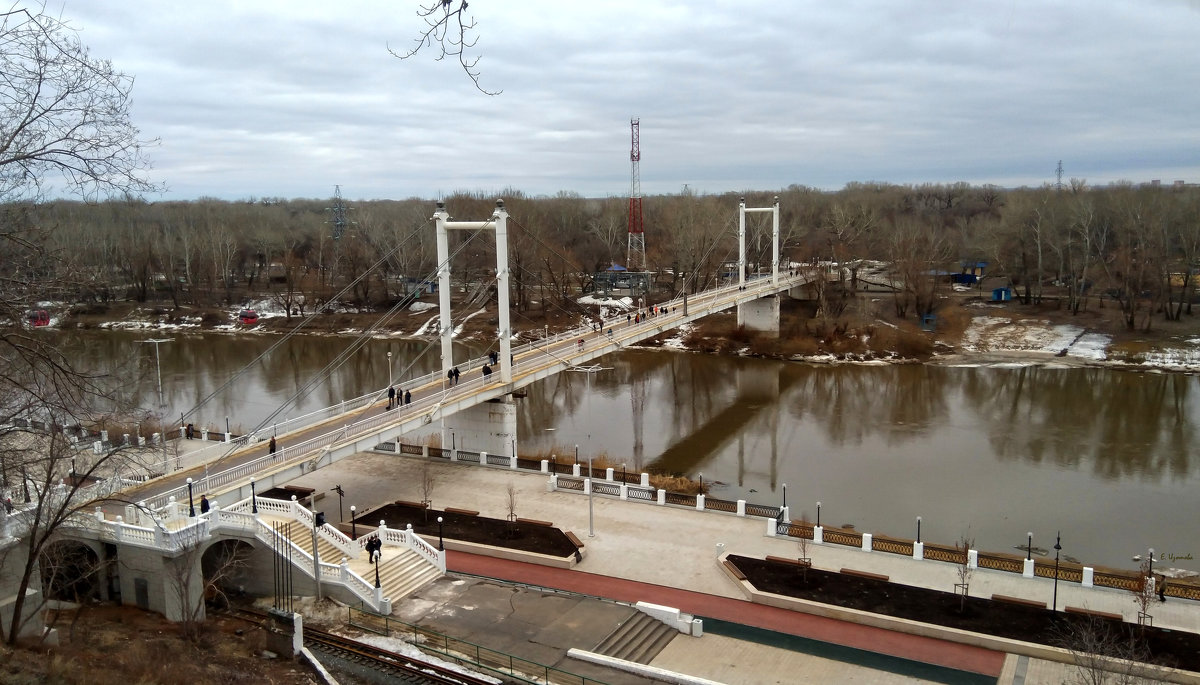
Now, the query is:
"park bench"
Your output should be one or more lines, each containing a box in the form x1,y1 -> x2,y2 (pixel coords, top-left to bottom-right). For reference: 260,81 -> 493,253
515,517 -> 553,527
444,507 -> 479,516
840,568 -> 889,582
1065,606 -> 1123,621
722,560 -> 748,581
990,594 -> 1046,609
767,555 -> 812,569
564,531 -> 584,548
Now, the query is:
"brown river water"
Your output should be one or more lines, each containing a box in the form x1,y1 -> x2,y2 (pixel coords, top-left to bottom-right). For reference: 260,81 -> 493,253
60,329 -> 1200,572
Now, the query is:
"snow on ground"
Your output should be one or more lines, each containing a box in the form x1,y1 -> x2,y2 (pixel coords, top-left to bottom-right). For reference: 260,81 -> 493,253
960,316 -> 1088,355
660,323 -> 695,350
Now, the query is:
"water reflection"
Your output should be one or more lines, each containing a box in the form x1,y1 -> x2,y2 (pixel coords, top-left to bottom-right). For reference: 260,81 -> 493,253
61,329 -> 1200,570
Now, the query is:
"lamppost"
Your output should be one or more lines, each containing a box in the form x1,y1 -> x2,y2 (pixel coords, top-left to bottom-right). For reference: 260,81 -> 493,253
916,516 -> 922,544
331,485 -> 345,523
437,516 -> 444,551
587,456 -> 595,537
1148,548 -> 1155,577
698,472 -> 703,493
1026,531 -> 1033,561
1052,532 -> 1062,612
374,553 -> 380,589
782,483 -> 787,509
250,478 -> 258,514
387,350 -> 393,388
186,477 -> 195,517
816,501 -> 822,527
621,462 -> 627,484
574,444 -> 579,466
350,506 -> 357,540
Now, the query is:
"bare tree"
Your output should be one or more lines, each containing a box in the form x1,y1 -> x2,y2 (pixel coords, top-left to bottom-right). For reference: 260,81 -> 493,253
954,534 -> 974,612
418,459 -> 436,522
0,2 -> 159,645
1130,558 -> 1155,628
504,482 -> 518,538
1051,615 -> 1152,685
156,526 -> 250,642
390,1 -> 500,95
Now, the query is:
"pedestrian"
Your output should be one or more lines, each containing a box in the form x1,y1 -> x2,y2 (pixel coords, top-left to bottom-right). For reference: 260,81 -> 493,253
3,497 -> 12,514
186,423 -> 194,439
447,369 -> 454,385
269,436 -> 277,454
452,367 -> 460,385
482,364 -> 492,379
1159,574 -> 1167,602
388,385 -> 396,409
200,495 -> 210,514
626,313 -> 631,324
404,389 -> 411,405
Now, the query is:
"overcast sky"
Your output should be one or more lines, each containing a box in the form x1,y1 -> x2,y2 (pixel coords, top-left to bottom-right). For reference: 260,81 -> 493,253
60,0 -> 1200,202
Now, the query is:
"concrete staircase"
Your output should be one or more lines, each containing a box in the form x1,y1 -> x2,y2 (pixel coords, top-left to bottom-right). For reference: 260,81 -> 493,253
266,518 -> 442,603
593,611 -> 677,664
371,550 -> 443,600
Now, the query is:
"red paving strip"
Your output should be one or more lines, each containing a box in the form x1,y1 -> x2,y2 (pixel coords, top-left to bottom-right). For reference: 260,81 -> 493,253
447,550 -> 1006,677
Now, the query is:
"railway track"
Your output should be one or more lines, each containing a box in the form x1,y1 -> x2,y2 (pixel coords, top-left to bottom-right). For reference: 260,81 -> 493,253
226,607 -> 499,685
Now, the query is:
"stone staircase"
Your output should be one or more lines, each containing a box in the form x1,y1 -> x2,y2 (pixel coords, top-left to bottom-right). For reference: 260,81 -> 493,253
593,611 -> 677,664
266,517 -> 442,603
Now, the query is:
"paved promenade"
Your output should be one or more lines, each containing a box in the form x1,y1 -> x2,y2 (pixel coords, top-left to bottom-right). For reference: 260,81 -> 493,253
279,450 -> 1200,684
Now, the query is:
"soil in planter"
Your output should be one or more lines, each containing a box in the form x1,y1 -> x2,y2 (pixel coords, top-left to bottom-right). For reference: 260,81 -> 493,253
728,555 -> 1200,673
354,502 -> 580,558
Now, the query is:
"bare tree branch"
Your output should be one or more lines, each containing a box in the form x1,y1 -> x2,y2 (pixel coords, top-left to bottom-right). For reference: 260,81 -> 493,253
388,0 -> 501,96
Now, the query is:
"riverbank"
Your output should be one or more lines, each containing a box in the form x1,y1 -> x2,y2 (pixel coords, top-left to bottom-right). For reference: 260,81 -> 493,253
65,294 -> 1200,374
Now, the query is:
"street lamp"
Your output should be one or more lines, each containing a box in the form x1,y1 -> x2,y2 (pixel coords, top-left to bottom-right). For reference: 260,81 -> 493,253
1027,532 -> 1033,561
587,456 -> 595,537
1052,532 -> 1062,612
916,516 -> 922,544
374,554 -> 380,589
437,516 -> 444,551
621,462 -> 627,484
698,472 -> 703,493
331,485 -> 344,523
782,483 -> 787,509
816,501 -> 822,527
185,477 -> 195,517
350,506 -> 357,540
250,478 -> 258,514
387,350 -> 393,388
1149,548 -> 1155,577
574,444 -> 579,466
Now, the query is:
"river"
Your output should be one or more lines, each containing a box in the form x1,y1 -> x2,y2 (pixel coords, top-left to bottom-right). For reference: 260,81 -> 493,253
59,328 -> 1200,572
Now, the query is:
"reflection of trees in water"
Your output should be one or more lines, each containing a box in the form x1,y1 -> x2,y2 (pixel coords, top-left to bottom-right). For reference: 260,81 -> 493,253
964,367 -> 1197,480
786,365 -> 948,448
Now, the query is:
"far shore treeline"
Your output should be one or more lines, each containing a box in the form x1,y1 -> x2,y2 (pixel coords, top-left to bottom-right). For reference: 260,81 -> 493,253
14,181 -> 1200,332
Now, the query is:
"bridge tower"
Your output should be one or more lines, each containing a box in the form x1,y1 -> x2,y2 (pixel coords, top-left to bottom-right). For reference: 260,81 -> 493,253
737,197 -> 782,334
626,118 -> 646,272
432,200 -> 517,456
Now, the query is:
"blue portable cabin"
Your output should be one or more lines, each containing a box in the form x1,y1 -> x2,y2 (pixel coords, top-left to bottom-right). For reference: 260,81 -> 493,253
992,287 -> 1012,302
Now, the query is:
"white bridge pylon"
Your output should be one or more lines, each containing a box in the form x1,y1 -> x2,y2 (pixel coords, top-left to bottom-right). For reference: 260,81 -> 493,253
433,199 -> 513,385
738,196 -> 781,287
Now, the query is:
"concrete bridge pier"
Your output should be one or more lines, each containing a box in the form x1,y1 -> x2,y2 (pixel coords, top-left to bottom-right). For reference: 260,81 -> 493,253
442,396 -> 517,458
737,294 -> 780,335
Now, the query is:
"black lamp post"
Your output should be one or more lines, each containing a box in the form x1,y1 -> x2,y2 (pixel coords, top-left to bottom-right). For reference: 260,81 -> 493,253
622,463 -> 627,484
1148,548 -> 1155,576
186,477 -> 195,517
332,484 -> 344,523
437,516 -> 444,551
916,516 -> 922,544
1027,531 -> 1033,561
782,483 -> 787,509
1052,532 -> 1062,612
250,478 -> 258,514
698,472 -> 703,493
816,501 -> 822,527
373,554 -> 380,589
350,506 -> 357,540
574,444 -> 579,466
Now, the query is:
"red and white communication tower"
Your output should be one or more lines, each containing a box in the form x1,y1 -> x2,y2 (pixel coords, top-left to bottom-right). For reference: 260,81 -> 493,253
626,117 -> 646,271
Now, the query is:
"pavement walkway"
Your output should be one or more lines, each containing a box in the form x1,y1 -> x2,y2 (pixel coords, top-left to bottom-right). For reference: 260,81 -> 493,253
280,451 -> 1200,684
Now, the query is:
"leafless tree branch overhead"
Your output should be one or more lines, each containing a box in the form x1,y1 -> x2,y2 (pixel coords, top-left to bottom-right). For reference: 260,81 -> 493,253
389,0 -> 500,95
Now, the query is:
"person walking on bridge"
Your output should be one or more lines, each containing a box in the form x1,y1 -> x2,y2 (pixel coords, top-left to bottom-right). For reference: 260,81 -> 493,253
452,367 -> 460,385
404,389 -> 411,405
482,364 -> 492,380
269,436 -> 277,454
387,385 -> 396,409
